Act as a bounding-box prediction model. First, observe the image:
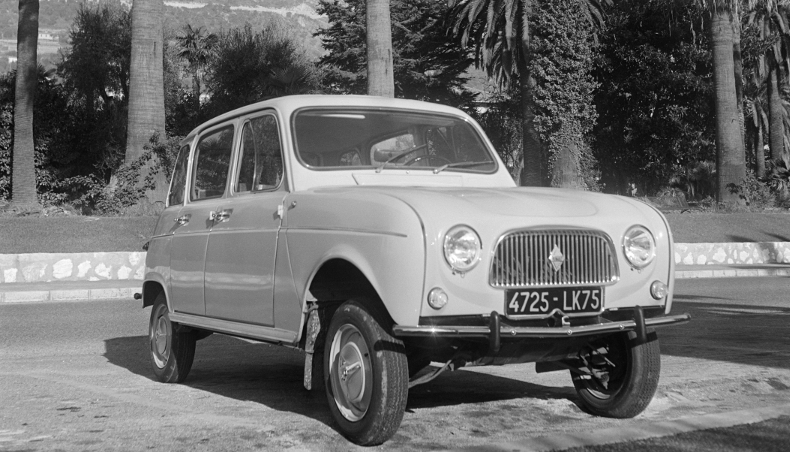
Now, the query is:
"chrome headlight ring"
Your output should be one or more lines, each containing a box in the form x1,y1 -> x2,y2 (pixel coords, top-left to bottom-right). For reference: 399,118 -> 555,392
443,225 -> 482,273
622,225 -> 656,269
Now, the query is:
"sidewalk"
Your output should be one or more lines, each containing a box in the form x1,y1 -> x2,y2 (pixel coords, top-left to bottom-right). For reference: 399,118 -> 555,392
2,263 -> 788,304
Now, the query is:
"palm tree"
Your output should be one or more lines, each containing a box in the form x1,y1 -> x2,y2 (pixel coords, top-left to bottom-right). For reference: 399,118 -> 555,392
448,0 -> 606,187
745,64 -> 770,177
367,0 -> 394,97
10,0 -> 40,209
745,2 -> 790,168
126,0 -> 166,200
176,24 -> 217,111
708,3 -> 747,203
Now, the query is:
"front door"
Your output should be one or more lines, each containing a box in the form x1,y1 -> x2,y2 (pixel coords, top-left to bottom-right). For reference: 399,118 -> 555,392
170,125 -> 236,315
204,113 -> 285,326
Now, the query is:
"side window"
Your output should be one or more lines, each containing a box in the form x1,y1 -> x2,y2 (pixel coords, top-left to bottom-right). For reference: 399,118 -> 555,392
427,127 -> 453,158
339,150 -> 361,166
236,115 -> 283,192
168,144 -> 190,206
192,126 -> 234,201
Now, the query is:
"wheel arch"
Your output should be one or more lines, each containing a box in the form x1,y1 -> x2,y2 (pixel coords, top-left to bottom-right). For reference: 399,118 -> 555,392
305,256 -> 393,325
142,279 -> 168,310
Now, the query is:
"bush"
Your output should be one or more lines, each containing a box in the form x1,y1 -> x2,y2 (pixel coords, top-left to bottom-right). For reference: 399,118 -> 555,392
727,170 -> 776,210
50,133 -> 182,215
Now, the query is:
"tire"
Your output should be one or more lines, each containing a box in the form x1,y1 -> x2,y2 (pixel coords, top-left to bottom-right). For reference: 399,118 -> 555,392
323,299 -> 408,446
571,329 -> 660,418
149,293 -> 196,383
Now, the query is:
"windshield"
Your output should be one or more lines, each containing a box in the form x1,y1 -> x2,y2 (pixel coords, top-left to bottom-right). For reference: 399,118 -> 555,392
292,108 -> 497,173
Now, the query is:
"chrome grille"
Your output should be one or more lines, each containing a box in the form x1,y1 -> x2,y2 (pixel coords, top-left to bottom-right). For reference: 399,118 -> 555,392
490,229 -> 619,288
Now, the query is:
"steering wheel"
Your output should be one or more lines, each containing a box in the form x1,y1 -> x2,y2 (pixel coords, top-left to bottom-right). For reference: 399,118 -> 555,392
404,154 -> 452,166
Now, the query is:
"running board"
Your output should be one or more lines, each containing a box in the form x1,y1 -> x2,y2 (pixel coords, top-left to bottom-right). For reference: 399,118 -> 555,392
169,312 -> 298,345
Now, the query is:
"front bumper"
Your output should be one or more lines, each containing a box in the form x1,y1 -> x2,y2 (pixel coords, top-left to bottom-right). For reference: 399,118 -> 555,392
393,308 -> 690,345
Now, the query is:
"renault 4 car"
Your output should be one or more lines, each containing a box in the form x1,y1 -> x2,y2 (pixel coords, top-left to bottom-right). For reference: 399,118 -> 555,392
141,95 -> 690,446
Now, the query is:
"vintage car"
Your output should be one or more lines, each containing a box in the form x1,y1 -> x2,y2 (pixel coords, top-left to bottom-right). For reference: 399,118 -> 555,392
140,95 -> 690,446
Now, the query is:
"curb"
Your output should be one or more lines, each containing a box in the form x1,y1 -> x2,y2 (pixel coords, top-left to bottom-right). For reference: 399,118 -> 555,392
0,281 -> 141,304
453,403 -> 790,451
1,266 -> 787,304
675,267 -> 790,279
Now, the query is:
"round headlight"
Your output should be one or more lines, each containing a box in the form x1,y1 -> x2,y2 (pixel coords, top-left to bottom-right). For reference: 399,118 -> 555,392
622,226 -> 656,269
443,225 -> 482,273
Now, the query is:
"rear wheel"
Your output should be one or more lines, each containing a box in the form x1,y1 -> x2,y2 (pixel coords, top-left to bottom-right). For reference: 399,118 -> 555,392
324,299 -> 408,446
571,329 -> 660,418
149,294 -> 196,383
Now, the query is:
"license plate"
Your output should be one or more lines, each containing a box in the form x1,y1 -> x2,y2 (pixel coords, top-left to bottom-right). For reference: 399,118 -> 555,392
505,287 -> 603,318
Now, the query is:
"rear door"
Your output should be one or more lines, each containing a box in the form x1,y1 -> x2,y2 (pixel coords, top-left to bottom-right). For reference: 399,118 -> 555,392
203,113 -> 285,326
170,124 -> 236,315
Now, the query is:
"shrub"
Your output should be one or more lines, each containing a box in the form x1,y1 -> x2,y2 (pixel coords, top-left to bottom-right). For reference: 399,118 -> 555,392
727,170 -> 776,210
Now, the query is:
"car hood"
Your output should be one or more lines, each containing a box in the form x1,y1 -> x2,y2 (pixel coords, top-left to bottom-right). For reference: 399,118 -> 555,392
383,186 -> 600,217
303,185 -> 666,239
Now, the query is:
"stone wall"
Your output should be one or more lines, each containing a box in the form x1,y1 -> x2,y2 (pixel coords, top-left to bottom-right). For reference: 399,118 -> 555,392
674,242 -> 790,266
1,242 -> 789,284
0,252 -> 145,284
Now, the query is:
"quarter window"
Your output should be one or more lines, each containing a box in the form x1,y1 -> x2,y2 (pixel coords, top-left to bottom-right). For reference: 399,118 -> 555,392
237,115 -> 283,192
192,126 -> 234,201
168,144 -> 190,206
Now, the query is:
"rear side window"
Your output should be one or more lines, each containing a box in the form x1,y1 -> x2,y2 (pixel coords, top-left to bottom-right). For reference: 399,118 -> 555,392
192,126 -> 234,201
168,145 -> 190,206
236,115 -> 283,192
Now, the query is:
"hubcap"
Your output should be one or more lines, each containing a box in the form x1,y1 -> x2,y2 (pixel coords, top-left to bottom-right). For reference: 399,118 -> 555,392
150,305 -> 171,368
329,324 -> 372,421
579,335 -> 628,399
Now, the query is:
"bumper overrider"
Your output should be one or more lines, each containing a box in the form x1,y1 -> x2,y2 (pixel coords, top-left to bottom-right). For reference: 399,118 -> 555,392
393,307 -> 690,352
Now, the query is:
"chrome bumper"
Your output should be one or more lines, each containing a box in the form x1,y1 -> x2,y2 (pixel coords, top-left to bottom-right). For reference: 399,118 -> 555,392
393,313 -> 691,339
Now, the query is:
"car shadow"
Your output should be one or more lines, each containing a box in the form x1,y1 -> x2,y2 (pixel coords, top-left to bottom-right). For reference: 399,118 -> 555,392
660,300 -> 790,369
104,334 -> 578,428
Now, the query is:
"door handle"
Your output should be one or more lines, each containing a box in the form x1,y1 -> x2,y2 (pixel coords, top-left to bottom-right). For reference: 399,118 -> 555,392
209,210 -> 232,223
175,214 -> 191,225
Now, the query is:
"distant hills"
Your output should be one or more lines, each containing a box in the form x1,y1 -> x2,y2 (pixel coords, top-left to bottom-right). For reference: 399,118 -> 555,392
0,0 -> 327,73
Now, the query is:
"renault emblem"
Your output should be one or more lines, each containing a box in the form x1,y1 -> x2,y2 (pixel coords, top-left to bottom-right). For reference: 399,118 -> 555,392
548,245 -> 565,272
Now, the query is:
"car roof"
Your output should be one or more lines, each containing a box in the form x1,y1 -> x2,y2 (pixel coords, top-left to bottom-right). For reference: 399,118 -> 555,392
182,95 -> 469,143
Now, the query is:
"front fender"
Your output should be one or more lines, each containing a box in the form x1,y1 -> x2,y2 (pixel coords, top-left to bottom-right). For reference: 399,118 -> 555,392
283,190 -> 426,326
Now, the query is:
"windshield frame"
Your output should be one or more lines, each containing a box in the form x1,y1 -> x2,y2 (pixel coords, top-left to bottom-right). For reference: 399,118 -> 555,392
290,106 -> 499,175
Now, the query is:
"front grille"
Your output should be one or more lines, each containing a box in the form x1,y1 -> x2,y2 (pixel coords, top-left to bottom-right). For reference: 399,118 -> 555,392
490,229 -> 619,288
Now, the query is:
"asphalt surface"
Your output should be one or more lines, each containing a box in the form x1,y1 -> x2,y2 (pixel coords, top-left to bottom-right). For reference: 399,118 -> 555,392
1,277 -> 789,451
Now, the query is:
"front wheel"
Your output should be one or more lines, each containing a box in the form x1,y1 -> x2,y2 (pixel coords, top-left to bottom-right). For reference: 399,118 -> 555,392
324,299 -> 408,446
571,329 -> 660,418
149,294 -> 196,383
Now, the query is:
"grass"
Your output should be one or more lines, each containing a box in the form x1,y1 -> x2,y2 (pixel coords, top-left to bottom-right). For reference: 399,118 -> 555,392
663,211 -> 790,243
0,216 -> 157,254
0,211 -> 787,254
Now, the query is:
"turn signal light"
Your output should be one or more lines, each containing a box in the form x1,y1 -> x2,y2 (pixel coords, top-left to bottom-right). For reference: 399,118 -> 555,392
650,280 -> 668,300
427,288 -> 448,310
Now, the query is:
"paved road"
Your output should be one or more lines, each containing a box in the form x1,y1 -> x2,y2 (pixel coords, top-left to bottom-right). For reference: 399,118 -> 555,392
1,277 -> 789,451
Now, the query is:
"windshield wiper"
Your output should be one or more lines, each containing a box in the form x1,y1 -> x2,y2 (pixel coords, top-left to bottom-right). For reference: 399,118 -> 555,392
433,161 -> 494,174
375,144 -> 428,173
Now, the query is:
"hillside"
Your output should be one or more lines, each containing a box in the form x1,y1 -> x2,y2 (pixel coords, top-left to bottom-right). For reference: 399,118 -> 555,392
0,0 -> 327,73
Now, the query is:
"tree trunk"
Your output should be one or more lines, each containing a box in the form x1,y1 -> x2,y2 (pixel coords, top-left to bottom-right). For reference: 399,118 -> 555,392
732,18 -> 746,156
518,55 -> 543,186
127,0 -> 167,201
10,0 -> 40,209
366,0 -> 394,97
755,126 -> 765,178
551,122 -> 582,189
768,64 -> 783,164
710,9 -> 745,204
192,70 -> 201,112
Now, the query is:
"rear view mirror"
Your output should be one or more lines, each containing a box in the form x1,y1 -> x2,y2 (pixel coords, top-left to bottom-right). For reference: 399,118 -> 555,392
372,149 -> 400,162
